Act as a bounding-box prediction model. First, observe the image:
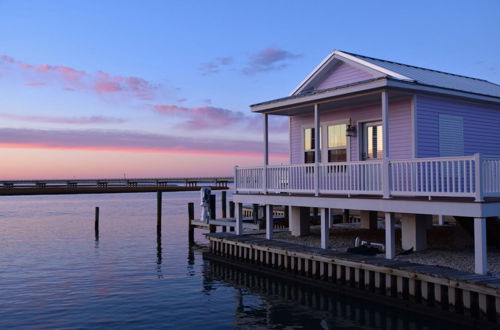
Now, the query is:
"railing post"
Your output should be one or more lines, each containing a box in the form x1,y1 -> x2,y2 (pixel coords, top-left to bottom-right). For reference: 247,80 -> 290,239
382,158 -> 391,198
263,166 -> 268,194
474,153 -> 484,202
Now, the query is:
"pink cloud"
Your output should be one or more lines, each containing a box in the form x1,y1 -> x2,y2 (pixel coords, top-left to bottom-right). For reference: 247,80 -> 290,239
0,113 -> 127,125
0,55 -> 157,100
25,82 -> 45,87
0,127 -> 288,158
243,47 -> 302,75
153,104 -> 255,130
153,103 -> 288,132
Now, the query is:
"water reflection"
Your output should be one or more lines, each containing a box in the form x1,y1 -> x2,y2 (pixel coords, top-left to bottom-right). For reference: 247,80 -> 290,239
156,232 -> 163,278
203,260 -> 471,330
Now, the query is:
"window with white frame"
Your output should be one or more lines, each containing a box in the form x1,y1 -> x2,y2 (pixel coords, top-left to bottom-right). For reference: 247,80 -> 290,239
304,127 -> 316,163
362,121 -> 383,160
327,124 -> 347,162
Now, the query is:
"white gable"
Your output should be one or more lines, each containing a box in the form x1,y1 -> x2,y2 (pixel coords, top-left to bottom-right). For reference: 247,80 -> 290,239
292,50 -> 414,96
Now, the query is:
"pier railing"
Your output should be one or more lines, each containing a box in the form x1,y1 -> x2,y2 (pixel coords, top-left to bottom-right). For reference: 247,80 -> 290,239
235,154 -> 500,201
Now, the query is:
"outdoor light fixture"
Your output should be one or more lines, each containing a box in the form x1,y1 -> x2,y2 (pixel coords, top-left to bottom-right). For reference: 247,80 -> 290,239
346,118 -> 356,137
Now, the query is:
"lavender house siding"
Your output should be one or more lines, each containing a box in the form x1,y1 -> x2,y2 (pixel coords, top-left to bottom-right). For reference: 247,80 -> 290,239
316,62 -> 374,90
416,95 -> 500,157
389,98 -> 413,159
289,98 -> 412,163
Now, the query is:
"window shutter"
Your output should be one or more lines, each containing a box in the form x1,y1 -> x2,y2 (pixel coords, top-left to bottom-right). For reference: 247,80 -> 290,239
439,114 -> 464,157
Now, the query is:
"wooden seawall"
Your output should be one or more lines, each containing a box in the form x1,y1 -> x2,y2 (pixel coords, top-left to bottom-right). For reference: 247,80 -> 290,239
206,233 -> 500,327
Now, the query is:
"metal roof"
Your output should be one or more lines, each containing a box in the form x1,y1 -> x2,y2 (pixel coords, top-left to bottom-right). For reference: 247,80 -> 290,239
251,50 -> 500,111
342,51 -> 500,99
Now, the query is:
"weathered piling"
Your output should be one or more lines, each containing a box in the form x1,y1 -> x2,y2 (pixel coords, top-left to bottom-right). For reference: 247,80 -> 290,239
252,204 -> 259,223
188,202 -> 194,244
229,201 -> 235,218
209,194 -> 216,233
157,191 -> 162,234
94,206 -> 99,240
221,191 -> 227,218
343,209 -> 350,223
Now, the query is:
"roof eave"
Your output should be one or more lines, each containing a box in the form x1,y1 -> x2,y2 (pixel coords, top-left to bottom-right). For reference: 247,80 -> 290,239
386,79 -> 500,105
251,79 -> 389,113
251,79 -> 500,114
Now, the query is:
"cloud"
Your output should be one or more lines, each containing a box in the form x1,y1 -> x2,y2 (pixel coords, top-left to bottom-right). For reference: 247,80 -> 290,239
0,127 -> 288,158
25,82 -> 45,87
0,113 -> 127,125
198,57 -> 233,75
0,55 -> 158,100
153,103 -> 289,132
243,47 -> 302,75
153,104 -> 253,129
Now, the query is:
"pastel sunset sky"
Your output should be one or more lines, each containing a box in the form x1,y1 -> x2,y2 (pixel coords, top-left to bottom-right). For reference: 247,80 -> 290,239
0,0 -> 499,179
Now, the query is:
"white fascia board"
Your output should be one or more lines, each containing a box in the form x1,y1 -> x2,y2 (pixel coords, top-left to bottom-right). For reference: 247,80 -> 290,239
290,50 -> 414,97
387,80 -> 500,105
291,50 -> 336,96
335,51 -> 414,82
252,79 -> 388,113
233,194 -> 494,217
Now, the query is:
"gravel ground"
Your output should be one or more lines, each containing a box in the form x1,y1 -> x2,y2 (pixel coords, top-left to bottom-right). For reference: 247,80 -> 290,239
256,223 -> 500,276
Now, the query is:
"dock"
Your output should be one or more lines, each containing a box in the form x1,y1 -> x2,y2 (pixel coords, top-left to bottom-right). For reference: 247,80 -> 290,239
205,232 -> 500,326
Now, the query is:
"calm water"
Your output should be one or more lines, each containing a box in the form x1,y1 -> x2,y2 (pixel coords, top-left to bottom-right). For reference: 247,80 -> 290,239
0,190 -> 467,329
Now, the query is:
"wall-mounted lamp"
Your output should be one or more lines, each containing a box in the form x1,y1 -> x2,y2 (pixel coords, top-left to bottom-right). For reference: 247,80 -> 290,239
346,118 -> 356,137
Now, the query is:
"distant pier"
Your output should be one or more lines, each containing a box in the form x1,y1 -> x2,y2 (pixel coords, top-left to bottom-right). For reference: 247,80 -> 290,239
0,176 -> 231,196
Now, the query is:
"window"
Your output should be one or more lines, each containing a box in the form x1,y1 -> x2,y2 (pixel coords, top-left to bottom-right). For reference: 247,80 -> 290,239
362,121 -> 383,160
304,128 -> 315,163
327,124 -> 347,162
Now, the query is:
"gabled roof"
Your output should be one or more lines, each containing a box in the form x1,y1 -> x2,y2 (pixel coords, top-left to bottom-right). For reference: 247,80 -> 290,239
292,50 -> 500,99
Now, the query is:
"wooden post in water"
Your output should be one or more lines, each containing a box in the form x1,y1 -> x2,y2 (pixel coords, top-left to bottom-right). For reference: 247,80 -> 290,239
95,206 -> 99,241
188,202 -> 194,245
221,191 -> 227,218
157,191 -> 162,235
209,194 -> 216,233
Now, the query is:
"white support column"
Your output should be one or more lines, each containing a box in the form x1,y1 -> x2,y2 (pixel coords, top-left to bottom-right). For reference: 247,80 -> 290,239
438,215 -> 444,225
235,202 -> 243,235
385,212 -> 395,259
263,114 -> 269,194
265,204 -> 274,240
381,91 -> 389,159
320,208 -> 330,249
474,217 -> 488,275
314,104 -> 320,196
381,91 -> 391,199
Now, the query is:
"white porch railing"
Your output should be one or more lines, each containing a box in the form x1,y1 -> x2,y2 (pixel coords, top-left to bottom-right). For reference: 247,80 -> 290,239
235,154 -> 500,201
